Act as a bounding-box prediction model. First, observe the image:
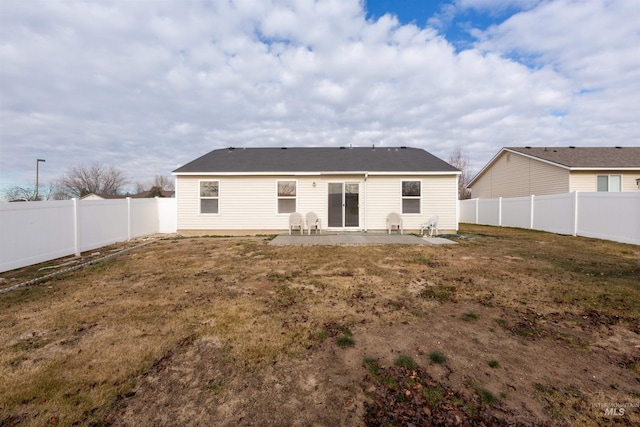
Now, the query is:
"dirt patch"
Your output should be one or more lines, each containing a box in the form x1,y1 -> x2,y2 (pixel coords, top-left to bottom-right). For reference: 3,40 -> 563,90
1,226 -> 639,426
104,301 -> 639,426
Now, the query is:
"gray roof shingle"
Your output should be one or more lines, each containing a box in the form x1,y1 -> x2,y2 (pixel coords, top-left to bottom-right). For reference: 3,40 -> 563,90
173,147 -> 459,174
507,147 -> 640,168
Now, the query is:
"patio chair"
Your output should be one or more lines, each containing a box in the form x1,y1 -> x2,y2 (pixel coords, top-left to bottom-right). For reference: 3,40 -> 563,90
306,212 -> 322,235
386,212 -> 403,234
420,215 -> 440,237
289,212 -> 304,235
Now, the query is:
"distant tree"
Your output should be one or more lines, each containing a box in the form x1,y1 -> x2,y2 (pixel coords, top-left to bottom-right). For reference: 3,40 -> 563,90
152,175 -> 175,191
135,175 -> 175,194
3,184 -> 37,201
147,186 -> 164,198
448,147 -> 473,200
2,182 -> 59,201
55,162 -> 129,199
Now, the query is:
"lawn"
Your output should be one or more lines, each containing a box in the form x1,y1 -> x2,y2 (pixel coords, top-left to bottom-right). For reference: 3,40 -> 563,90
0,225 -> 638,426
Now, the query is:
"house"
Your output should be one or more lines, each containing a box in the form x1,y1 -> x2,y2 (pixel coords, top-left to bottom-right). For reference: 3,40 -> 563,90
80,193 -> 128,200
172,146 -> 460,235
81,190 -> 175,200
469,147 -> 640,199
130,189 -> 175,198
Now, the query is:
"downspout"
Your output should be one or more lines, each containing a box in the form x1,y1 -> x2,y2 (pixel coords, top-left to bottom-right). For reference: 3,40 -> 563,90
364,172 -> 368,232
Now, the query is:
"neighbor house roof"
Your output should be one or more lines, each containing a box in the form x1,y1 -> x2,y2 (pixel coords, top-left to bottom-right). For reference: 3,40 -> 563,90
131,190 -> 175,198
80,193 -> 127,200
506,147 -> 640,168
469,146 -> 640,186
173,147 -> 459,175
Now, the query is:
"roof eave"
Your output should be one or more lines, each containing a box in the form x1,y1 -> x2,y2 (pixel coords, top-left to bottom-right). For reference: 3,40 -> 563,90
469,148 -> 571,187
569,167 -> 640,171
173,171 -> 460,176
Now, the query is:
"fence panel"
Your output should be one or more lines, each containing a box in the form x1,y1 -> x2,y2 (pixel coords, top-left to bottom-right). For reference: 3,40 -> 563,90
477,199 -> 500,225
78,200 -> 129,252
0,198 -> 178,273
0,201 -> 76,272
158,198 -> 177,233
532,193 -> 575,235
501,196 -> 532,229
459,199 -> 477,223
130,199 -> 159,238
460,192 -> 639,245
577,193 -> 640,245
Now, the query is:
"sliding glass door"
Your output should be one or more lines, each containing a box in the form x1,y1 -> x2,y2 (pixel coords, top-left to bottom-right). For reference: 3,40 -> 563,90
328,182 -> 359,228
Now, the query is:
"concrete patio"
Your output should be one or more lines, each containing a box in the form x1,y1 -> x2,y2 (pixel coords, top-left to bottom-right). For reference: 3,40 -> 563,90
269,233 -> 457,246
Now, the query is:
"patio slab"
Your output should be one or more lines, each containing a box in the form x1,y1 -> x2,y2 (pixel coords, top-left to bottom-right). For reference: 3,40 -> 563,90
268,233 -> 457,246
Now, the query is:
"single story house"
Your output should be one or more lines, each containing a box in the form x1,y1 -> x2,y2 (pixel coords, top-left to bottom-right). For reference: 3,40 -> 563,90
80,190 -> 175,200
80,193 -> 128,200
469,146 -> 640,199
172,146 -> 460,235
130,189 -> 175,198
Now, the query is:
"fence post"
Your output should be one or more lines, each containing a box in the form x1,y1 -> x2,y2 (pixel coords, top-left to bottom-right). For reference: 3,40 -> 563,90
475,198 -> 479,224
498,197 -> 502,226
127,197 -> 132,241
573,191 -> 579,236
155,196 -> 160,234
73,198 -> 81,256
530,195 -> 535,229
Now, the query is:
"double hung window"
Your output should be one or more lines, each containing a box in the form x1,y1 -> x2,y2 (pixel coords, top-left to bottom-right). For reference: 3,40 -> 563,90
402,181 -> 421,214
277,180 -> 296,213
597,175 -> 621,192
200,181 -> 219,214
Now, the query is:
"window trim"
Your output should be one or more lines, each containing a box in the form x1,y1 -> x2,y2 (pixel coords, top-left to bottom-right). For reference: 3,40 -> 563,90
199,179 -> 220,215
276,179 -> 297,214
401,180 -> 422,215
596,174 -> 622,192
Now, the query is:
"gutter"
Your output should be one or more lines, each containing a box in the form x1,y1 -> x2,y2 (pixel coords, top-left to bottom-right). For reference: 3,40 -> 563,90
364,172 -> 368,232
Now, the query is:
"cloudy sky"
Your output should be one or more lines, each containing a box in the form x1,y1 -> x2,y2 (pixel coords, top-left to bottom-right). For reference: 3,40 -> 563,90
1,0 -> 638,193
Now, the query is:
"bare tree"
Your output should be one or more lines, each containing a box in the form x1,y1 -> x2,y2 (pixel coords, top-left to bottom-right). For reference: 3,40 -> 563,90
448,147 -> 473,200
3,185 -> 37,202
55,162 -> 129,198
2,182 -> 60,201
153,175 -> 175,191
135,175 -> 175,194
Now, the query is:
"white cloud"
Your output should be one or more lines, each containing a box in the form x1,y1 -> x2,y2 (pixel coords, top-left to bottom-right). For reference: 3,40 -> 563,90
0,0 -> 637,192
456,0 -> 542,12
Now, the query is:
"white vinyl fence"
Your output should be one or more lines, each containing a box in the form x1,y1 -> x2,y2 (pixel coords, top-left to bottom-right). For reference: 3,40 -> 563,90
460,192 -> 640,245
0,198 -> 177,273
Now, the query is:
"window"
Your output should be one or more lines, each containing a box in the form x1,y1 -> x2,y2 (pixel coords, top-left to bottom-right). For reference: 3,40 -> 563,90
277,180 -> 296,213
402,180 -> 421,214
597,175 -> 621,192
200,181 -> 219,214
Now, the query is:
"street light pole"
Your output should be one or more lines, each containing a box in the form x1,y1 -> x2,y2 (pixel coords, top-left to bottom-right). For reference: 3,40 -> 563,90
35,158 -> 46,201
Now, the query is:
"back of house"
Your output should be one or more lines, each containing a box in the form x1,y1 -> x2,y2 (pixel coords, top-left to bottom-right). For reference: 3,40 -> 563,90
172,146 -> 460,235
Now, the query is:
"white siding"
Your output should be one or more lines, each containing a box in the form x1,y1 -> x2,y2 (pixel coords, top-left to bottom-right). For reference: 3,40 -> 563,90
471,151 -> 569,198
570,170 -> 640,192
176,173 -> 459,233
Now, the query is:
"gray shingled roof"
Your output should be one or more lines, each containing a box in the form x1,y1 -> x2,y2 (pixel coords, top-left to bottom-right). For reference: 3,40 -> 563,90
507,147 -> 640,168
173,147 -> 459,174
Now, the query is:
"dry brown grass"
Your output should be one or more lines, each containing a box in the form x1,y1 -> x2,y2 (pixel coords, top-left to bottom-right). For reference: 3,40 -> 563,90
0,225 -> 638,426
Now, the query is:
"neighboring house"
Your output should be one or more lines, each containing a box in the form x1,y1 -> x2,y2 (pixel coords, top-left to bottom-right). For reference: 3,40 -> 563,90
80,193 -> 127,200
469,147 -> 640,199
130,189 -> 175,198
172,147 -> 460,235
81,190 -> 175,200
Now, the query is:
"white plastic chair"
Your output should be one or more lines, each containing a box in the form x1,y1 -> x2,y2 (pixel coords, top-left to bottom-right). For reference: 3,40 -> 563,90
306,212 -> 322,235
421,215 -> 440,237
289,212 -> 304,235
386,212 -> 403,234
